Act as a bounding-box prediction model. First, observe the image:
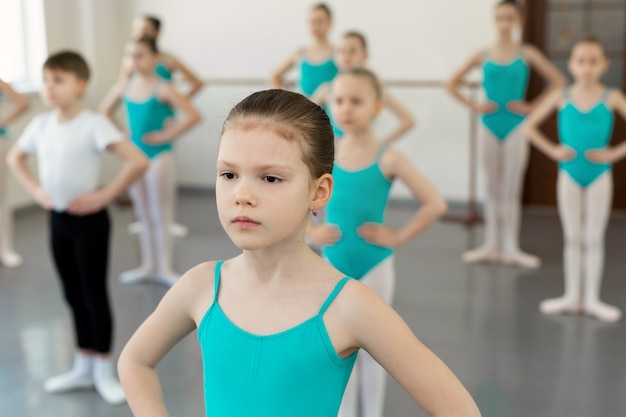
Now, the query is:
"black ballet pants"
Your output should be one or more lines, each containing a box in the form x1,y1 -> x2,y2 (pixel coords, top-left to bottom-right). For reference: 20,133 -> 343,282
49,209 -> 112,354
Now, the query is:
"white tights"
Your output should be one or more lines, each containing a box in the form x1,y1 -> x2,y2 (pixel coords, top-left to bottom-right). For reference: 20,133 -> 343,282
540,171 -> 621,322
0,140 -> 22,268
338,256 -> 395,417
120,153 -> 178,286
463,125 -> 540,268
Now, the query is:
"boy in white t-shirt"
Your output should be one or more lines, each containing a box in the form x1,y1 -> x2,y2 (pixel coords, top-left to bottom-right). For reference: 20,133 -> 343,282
7,51 -> 149,405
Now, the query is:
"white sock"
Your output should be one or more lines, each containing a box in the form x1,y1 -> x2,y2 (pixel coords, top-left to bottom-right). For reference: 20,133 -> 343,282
93,357 -> 126,405
0,251 -> 23,269
44,352 -> 94,393
155,271 -> 181,288
119,265 -> 155,284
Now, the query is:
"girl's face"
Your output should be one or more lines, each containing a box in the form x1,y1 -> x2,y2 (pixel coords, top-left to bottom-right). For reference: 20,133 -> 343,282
331,75 -> 382,133
309,9 -> 331,39
568,42 -> 609,84
126,42 -> 158,74
494,4 -> 521,37
335,36 -> 367,70
131,17 -> 158,39
216,125 -> 320,251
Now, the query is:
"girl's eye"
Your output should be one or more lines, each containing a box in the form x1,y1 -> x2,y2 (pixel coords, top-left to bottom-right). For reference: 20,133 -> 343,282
221,172 -> 236,180
264,176 -> 281,183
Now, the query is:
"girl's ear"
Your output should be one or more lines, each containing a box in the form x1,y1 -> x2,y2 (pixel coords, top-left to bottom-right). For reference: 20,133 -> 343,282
374,99 -> 384,116
310,173 -> 333,212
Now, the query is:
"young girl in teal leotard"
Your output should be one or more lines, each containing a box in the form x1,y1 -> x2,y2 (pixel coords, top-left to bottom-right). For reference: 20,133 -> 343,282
307,68 -> 447,417
269,3 -> 338,97
0,79 -> 30,268
447,0 -> 565,268
118,89 -> 480,417
525,35 -> 626,323
101,37 -> 201,287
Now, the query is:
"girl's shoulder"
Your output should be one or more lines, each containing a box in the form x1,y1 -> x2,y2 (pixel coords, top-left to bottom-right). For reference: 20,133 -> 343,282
175,260 -> 221,299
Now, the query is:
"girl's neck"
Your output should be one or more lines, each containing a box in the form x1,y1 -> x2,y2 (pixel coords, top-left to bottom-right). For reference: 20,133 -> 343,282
572,79 -> 604,90
136,70 -> 158,81
56,101 -> 83,123
495,35 -> 517,47
239,235 -> 317,283
341,127 -> 378,147
312,37 -> 330,47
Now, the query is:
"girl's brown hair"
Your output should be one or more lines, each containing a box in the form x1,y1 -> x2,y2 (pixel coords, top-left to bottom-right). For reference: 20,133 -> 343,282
337,67 -> 383,100
222,89 -> 334,179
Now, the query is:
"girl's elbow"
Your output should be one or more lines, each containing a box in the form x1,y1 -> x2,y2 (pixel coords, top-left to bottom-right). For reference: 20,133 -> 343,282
436,199 -> 448,218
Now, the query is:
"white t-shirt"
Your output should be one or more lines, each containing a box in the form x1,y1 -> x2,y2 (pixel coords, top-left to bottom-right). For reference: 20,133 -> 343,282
18,110 -> 123,212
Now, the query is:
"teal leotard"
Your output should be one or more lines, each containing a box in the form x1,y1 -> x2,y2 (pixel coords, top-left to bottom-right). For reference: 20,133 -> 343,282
558,88 -> 614,188
323,147 -> 393,279
299,53 -> 338,97
155,59 -> 173,81
0,92 -> 6,137
198,261 -> 357,417
481,49 -> 530,140
123,80 -> 174,159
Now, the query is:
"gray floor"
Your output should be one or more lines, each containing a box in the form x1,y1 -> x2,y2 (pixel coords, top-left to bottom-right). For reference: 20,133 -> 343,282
1,191 -> 625,417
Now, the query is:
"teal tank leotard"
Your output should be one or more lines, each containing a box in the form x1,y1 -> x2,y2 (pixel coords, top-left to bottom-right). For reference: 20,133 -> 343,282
198,261 -> 357,417
299,53 -> 338,97
155,59 -> 173,81
323,147 -> 393,279
123,81 -> 174,159
481,49 -> 530,140
0,92 -> 6,137
558,88 -> 614,188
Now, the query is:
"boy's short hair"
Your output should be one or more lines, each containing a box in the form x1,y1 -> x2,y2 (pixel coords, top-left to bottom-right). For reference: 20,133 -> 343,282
43,51 -> 90,81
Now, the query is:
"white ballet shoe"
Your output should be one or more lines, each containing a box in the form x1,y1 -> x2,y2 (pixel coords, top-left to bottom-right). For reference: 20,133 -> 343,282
539,297 -> 583,316
583,302 -> 622,323
170,223 -> 189,238
501,251 -> 541,269
127,221 -> 189,238
154,272 -> 181,288
44,372 -> 94,393
0,251 -> 23,269
461,247 -> 501,264
119,266 -> 155,285
44,353 -> 94,394
127,222 -> 143,235
93,358 -> 126,405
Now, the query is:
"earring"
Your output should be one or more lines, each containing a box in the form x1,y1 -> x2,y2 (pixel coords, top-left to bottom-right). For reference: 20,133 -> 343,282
312,210 -> 319,217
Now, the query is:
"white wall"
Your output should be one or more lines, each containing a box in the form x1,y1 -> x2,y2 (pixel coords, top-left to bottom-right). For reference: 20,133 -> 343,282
126,0 -> 496,202
8,0 -> 498,208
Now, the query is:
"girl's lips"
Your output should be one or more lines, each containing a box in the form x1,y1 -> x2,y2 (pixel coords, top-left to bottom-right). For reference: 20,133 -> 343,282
232,216 -> 260,229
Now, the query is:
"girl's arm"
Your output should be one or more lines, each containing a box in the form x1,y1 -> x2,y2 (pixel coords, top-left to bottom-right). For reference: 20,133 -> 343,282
380,90 -> 415,145
66,140 -> 149,215
6,146 -> 52,209
269,50 -> 299,89
445,51 -> 494,113
0,80 -> 30,127
119,262 -> 213,417
587,89 -> 626,163
98,82 -> 125,130
167,54 -> 205,98
358,150 -> 447,248
508,46 -> 567,114
310,83 -> 330,106
146,84 -> 202,144
523,89 -> 574,161
336,282 -> 481,417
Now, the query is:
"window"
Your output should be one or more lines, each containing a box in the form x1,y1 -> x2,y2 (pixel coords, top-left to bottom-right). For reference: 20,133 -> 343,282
0,0 -> 47,90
